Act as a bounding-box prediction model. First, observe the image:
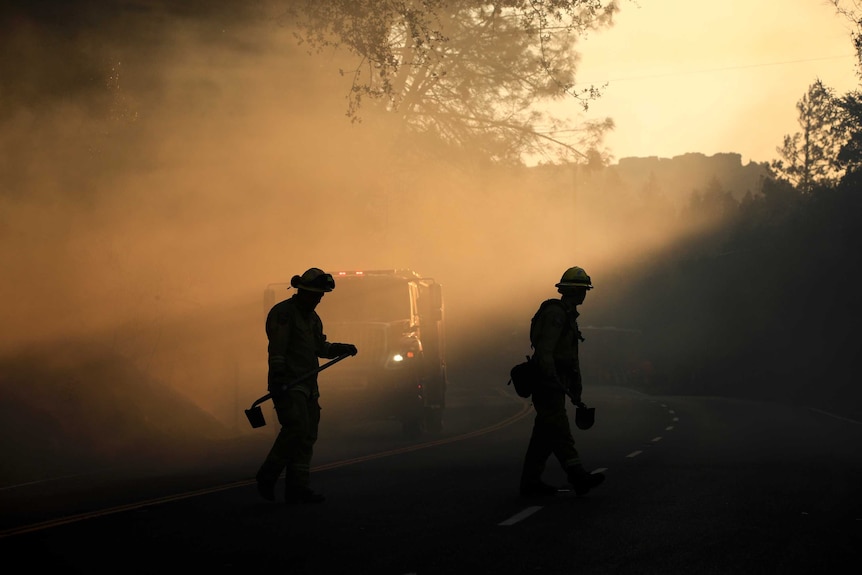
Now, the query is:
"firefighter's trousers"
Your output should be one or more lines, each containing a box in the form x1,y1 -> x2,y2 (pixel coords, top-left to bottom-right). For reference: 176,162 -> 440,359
256,389 -> 320,491
520,383 -> 582,483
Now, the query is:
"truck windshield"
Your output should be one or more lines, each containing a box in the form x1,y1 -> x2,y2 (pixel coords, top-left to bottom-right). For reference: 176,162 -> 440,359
320,278 -> 411,323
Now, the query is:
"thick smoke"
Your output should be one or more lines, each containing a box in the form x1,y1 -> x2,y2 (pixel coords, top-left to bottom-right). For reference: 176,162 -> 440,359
0,3 -> 712,442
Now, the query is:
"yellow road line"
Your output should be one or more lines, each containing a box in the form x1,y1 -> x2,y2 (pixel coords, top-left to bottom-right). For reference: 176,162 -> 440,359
1,403 -> 532,539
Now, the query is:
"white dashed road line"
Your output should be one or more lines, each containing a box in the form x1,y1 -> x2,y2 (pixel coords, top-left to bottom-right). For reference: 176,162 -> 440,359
809,408 -> 862,425
499,505 -> 544,526
498,402 -> 679,529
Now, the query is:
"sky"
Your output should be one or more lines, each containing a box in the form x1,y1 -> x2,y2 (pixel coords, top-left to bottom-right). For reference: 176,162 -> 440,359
559,0 -> 860,164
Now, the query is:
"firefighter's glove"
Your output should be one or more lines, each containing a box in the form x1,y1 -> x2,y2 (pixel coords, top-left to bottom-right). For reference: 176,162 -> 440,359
268,367 -> 286,382
331,343 -> 358,357
268,373 -> 290,394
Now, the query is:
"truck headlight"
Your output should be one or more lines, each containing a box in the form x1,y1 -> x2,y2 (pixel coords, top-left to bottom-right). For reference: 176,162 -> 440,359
386,350 -> 416,368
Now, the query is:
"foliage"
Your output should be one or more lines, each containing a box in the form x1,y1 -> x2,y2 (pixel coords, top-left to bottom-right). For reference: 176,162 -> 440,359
829,1 -> 862,179
597,160 -> 861,417
830,0 -> 862,76
836,90 -> 862,174
770,80 -> 847,192
682,178 -> 738,227
274,0 -> 619,163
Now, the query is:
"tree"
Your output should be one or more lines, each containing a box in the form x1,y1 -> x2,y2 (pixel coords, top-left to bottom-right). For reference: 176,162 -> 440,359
830,1 -> 862,76
829,1 -> 862,178
275,1 -> 620,163
770,79 -> 847,192
833,91 -> 862,177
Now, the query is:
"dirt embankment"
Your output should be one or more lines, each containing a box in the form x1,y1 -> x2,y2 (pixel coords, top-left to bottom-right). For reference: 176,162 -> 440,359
0,340 -> 233,484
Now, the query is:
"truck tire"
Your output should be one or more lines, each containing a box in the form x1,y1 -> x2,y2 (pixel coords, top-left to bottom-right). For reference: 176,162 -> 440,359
402,417 -> 424,439
401,394 -> 426,439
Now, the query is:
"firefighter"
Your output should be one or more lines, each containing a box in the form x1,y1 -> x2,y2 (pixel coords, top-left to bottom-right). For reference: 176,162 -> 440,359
255,267 -> 358,503
519,266 -> 606,497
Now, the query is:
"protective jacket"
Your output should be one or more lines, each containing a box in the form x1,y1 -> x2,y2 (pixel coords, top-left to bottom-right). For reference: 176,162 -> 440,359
530,298 -> 584,399
266,294 -> 342,398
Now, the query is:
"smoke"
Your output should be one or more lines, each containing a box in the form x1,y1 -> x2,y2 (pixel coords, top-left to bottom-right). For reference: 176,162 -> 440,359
2,7 -> 337,344
0,3 -> 717,437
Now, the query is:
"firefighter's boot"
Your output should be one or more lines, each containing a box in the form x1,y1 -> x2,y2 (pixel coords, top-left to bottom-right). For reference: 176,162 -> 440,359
567,466 -> 605,496
255,470 -> 277,502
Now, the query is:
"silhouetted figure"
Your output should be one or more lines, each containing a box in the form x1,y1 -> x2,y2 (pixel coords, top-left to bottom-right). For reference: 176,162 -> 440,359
520,266 -> 605,497
255,268 -> 357,503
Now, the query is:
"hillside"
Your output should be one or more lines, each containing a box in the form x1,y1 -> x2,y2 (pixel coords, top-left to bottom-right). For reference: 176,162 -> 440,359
0,340 -> 233,484
612,152 -> 770,203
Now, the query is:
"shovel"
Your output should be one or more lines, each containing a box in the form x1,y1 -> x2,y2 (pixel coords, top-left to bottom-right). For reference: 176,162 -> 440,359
566,391 -> 596,430
575,402 -> 596,430
244,353 -> 352,428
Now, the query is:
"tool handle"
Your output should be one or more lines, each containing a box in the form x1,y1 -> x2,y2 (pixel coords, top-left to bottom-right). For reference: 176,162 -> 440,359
248,353 -> 352,409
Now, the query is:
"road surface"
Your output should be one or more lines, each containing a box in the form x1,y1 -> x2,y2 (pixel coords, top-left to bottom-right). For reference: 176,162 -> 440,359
1,374 -> 860,574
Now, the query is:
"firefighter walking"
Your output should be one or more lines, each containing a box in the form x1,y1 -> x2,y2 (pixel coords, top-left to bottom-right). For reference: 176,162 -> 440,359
520,266 -> 606,498
255,267 -> 357,503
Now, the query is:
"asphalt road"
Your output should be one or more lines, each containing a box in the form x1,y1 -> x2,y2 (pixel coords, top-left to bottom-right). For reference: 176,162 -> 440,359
1,374 -> 860,574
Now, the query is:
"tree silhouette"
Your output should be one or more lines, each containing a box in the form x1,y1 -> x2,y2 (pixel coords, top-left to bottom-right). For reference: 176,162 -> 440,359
835,91 -> 862,176
830,0 -> 862,76
771,79 -> 847,192
828,2 -> 862,181
276,1 -> 619,163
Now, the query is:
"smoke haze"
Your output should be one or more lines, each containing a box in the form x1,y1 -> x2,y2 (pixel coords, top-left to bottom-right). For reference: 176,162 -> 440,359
0,2 -> 775,466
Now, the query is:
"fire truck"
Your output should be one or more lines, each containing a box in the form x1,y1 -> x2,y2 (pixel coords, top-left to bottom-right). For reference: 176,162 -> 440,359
263,269 -> 447,437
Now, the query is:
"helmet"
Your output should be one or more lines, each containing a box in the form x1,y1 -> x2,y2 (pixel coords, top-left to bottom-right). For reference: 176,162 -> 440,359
290,268 -> 335,292
555,266 -> 592,290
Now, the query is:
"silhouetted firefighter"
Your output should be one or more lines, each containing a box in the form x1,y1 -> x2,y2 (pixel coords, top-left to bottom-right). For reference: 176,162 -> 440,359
519,266 -> 605,498
254,268 -> 357,504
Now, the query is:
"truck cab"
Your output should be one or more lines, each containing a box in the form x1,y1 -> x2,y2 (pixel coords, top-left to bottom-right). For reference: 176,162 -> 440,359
263,269 -> 447,437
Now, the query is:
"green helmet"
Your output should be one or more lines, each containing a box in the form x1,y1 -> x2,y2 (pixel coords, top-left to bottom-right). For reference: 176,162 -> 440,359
555,266 -> 592,290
